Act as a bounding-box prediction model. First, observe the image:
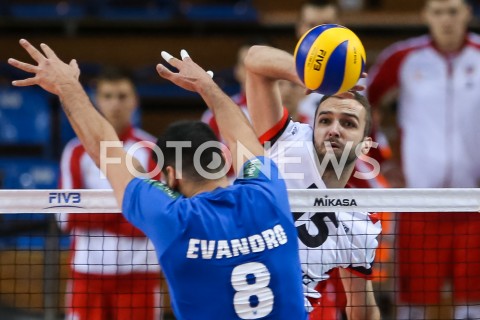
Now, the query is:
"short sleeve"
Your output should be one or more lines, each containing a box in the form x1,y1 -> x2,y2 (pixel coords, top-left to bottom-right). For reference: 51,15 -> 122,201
122,178 -> 183,248
234,156 -> 289,206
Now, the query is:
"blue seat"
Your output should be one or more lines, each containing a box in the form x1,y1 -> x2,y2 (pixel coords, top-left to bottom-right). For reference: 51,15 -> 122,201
0,86 -> 52,150
9,0 -> 86,20
0,158 -> 59,189
182,0 -> 258,22
93,0 -> 174,21
0,158 -> 68,250
0,86 -> 53,157
133,63 -> 200,99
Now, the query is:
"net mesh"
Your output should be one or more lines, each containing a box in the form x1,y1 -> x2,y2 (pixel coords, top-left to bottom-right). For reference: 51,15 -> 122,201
0,189 -> 479,319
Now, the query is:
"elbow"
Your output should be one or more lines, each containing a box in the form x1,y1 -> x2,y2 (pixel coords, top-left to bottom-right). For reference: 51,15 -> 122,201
244,45 -> 268,72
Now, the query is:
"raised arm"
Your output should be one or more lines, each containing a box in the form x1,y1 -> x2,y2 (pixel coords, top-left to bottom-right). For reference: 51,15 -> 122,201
156,50 -> 264,174
8,39 -> 141,206
244,45 -> 304,138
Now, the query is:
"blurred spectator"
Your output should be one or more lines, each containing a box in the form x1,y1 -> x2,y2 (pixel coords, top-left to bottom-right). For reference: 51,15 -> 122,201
368,0 -> 480,318
57,68 -> 162,320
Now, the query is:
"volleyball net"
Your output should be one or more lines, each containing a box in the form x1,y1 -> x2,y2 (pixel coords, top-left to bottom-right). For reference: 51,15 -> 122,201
0,188 -> 479,319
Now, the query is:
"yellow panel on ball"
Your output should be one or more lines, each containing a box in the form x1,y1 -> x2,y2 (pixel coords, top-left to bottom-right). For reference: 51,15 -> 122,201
294,24 -> 366,95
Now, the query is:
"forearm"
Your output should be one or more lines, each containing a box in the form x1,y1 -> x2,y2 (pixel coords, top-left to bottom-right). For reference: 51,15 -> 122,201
345,305 -> 380,320
58,82 -> 120,167
198,82 -> 263,170
244,45 -> 302,137
340,268 -> 380,320
244,46 -> 302,85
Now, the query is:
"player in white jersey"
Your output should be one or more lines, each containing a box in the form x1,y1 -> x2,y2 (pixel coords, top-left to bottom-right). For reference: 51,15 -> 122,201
245,45 -> 381,319
57,69 -> 161,320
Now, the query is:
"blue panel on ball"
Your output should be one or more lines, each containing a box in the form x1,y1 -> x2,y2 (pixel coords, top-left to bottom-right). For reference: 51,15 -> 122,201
317,40 -> 348,95
295,24 -> 342,86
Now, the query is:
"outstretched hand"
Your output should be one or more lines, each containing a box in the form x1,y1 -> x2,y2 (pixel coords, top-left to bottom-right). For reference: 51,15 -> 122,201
8,39 -> 80,95
156,49 -> 214,93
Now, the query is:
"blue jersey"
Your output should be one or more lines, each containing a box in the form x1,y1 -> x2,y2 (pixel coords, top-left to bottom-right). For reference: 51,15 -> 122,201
123,157 -> 307,320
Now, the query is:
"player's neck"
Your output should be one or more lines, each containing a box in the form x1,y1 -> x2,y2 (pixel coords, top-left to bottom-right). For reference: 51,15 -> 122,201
181,177 -> 230,197
322,165 -> 353,188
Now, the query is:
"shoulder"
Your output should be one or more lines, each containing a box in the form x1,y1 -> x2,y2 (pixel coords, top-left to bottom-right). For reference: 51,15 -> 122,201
273,120 -> 313,144
376,35 -> 432,64
467,33 -> 480,50
267,121 -> 315,161
130,178 -> 181,198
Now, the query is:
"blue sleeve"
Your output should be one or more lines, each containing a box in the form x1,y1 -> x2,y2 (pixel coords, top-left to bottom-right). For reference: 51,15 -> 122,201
234,156 -> 289,207
122,178 -> 184,248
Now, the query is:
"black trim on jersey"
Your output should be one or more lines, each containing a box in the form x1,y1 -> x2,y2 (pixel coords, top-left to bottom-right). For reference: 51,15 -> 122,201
263,117 -> 292,150
347,264 -> 373,276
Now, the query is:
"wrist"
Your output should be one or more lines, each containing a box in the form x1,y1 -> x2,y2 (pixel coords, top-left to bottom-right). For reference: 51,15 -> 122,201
57,80 -> 83,98
197,80 -> 220,100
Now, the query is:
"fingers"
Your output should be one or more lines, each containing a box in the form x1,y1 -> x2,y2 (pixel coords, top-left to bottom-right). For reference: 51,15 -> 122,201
69,59 -> 78,69
161,51 -> 173,62
40,43 -> 58,60
360,72 -> 368,79
70,59 -> 81,80
11,78 -> 37,87
161,49 -> 214,78
19,39 -> 45,63
7,58 -> 38,74
156,63 -> 175,80
161,51 -> 181,69
180,49 -> 190,61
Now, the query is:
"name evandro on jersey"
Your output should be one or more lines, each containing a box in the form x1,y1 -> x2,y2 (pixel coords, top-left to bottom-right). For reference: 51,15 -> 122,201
186,224 -> 288,259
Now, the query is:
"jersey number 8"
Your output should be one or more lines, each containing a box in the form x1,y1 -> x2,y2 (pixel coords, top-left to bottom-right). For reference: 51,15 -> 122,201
231,262 -> 274,319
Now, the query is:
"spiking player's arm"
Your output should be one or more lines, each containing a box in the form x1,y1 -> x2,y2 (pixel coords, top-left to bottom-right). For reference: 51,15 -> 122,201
339,268 -> 380,320
8,39 -> 143,207
244,46 -> 303,138
156,50 -> 264,174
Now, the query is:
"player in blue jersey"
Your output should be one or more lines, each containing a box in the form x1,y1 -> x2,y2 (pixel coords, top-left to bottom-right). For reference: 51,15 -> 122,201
9,40 -> 308,320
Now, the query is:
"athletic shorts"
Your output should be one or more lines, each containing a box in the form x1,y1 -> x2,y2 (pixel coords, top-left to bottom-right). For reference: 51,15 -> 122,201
65,271 -> 161,320
397,212 -> 480,304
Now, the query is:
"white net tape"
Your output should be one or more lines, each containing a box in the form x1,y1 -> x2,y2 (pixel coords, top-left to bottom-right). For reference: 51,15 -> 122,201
0,188 -> 478,213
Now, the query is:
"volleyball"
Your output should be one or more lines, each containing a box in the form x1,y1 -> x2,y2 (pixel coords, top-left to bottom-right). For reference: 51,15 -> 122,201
294,24 -> 366,95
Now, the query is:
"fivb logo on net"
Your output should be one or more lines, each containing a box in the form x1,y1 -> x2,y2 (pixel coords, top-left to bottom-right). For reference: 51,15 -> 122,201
99,139 -> 381,181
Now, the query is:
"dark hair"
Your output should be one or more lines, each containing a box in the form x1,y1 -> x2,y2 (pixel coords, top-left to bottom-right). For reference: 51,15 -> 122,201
154,121 -> 226,181
315,92 -> 372,137
95,67 -> 135,87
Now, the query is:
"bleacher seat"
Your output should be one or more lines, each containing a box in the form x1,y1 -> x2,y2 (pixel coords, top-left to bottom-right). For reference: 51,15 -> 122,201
0,158 -> 58,190
0,86 -> 52,156
133,63 -> 200,100
8,0 -> 85,20
93,0 -> 175,21
0,158 -> 69,250
181,0 -> 258,22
